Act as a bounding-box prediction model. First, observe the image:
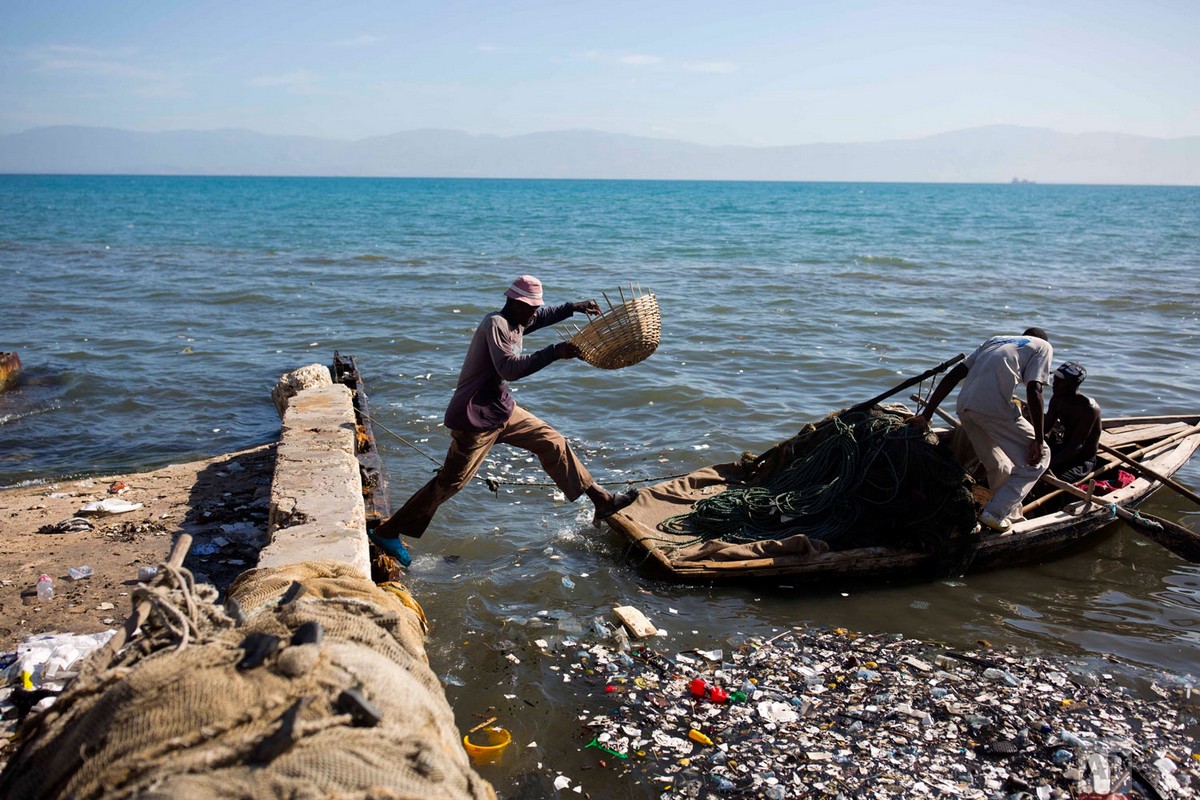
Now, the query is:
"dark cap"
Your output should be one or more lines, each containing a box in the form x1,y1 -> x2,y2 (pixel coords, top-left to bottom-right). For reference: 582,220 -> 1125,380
1054,361 -> 1086,385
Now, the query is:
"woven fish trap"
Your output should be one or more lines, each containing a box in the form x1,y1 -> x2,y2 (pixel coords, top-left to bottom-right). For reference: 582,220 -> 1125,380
563,284 -> 661,370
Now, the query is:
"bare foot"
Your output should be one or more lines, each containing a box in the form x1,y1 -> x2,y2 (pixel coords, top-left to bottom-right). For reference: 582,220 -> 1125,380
591,488 -> 640,528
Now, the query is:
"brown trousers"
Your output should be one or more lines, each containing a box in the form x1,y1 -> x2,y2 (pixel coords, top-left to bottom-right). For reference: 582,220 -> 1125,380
378,405 -> 594,538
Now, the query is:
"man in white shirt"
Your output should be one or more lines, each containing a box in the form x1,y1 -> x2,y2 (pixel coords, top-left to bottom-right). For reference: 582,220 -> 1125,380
909,327 -> 1053,534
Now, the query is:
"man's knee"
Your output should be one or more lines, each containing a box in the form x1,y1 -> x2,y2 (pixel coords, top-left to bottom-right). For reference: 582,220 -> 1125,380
436,467 -> 473,493
530,429 -> 570,458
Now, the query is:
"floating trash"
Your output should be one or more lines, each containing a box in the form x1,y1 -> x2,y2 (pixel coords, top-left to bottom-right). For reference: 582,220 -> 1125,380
524,620 -> 1198,798
463,726 -> 511,765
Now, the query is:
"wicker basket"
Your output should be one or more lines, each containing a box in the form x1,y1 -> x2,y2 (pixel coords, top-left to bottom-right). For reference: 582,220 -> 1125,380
563,285 -> 661,370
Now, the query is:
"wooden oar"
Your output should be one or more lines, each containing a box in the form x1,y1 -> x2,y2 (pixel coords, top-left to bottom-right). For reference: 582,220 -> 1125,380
1097,440 -> 1200,507
1040,473 -> 1200,563
850,353 -> 965,414
96,533 -> 193,666
1023,422 -> 1200,514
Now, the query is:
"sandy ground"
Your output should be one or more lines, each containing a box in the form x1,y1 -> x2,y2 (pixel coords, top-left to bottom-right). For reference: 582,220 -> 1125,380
0,444 -> 276,654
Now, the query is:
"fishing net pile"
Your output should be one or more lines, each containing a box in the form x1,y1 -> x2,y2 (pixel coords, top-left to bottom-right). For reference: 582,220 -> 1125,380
660,405 -> 977,553
0,560 -> 496,800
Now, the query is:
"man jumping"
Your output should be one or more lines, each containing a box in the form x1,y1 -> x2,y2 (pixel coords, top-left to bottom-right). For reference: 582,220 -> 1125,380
371,275 -> 638,558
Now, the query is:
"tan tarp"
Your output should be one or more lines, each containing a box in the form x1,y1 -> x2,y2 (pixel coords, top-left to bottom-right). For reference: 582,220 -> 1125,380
613,462 -> 830,566
0,561 -> 496,800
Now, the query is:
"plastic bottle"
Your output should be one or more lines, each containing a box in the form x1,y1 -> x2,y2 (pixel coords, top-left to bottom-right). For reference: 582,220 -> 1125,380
36,574 -> 54,601
710,775 -> 734,792
687,729 -> 714,746
1089,754 -> 1113,793
1059,729 -> 1089,748
982,667 -> 1021,687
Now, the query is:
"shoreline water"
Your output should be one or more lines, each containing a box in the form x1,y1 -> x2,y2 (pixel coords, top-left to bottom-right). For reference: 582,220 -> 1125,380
3,442 -> 1196,798
3,175 -> 1199,796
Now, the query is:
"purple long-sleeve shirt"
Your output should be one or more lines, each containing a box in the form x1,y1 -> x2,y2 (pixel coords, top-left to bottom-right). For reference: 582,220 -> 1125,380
443,302 -> 577,431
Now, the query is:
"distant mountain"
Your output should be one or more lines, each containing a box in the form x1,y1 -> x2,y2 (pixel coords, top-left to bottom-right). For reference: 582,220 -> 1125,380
1,124 -> 1197,184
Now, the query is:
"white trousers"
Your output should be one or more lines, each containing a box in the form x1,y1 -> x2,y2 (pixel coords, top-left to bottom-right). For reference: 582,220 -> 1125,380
959,407 -> 1050,520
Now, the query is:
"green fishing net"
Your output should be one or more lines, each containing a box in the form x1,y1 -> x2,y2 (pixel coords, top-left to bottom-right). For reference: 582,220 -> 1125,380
661,406 -> 977,553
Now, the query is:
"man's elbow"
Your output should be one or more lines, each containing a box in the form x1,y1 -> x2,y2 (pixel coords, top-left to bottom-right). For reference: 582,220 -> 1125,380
496,367 -> 524,382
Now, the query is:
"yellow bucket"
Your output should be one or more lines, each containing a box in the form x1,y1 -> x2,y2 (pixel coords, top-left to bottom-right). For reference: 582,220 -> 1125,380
463,726 -> 512,765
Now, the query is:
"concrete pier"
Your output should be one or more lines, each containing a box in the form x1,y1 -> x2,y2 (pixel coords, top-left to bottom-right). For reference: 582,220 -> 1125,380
260,365 -> 371,576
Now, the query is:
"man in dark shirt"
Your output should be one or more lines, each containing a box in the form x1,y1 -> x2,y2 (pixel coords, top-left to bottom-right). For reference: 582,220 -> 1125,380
372,275 -> 638,550
1044,361 -> 1102,482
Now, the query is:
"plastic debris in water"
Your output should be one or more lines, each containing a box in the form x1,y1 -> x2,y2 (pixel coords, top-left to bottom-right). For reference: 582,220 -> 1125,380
535,621 -> 1198,798
983,667 -> 1021,687
585,736 -> 629,759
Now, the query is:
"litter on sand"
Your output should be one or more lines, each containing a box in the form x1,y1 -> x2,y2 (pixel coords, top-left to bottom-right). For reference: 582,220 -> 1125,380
36,517 -> 94,534
77,498 -> 143,516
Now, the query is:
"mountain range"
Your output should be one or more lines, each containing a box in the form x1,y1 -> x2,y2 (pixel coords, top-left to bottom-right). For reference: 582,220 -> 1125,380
1,124 -> 1197,184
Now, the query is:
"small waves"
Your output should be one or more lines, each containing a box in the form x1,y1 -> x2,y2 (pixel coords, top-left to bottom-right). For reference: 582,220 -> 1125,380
854,254 -> 923,268
299,254 -> 430,266
4,176 -> 1200,691
0,402 -> 61,426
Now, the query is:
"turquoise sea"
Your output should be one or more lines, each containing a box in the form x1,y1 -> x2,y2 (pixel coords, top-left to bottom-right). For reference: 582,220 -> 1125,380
2,176 -> 1199,794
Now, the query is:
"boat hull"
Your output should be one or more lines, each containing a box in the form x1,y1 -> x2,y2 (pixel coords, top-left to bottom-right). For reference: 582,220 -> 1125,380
606,415 -> 1200,583
0,352 -> 20,390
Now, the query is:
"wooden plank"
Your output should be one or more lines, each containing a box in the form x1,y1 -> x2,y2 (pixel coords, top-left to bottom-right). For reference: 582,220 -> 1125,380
613,605 -> 658,638
1102,415 -> 1200,428
332,351 -> 392,527
1100,422 -> 1188,448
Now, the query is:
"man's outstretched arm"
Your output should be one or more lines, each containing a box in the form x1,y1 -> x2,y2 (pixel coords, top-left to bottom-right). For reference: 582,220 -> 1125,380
907,362 -> 969,427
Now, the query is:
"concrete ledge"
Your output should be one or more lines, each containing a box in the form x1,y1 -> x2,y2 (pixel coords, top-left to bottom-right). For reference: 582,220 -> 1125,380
261,381 -> 371,576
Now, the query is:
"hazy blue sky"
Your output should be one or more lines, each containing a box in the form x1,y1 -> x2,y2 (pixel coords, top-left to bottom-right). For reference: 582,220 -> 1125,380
2,0 -> 1196,146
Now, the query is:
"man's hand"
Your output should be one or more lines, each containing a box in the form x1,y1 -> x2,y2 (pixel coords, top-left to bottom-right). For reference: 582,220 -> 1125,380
556,341 -> 582,360
572,300 -> 602,317
905,414 -> 931,429
1028,439 -> 1044,466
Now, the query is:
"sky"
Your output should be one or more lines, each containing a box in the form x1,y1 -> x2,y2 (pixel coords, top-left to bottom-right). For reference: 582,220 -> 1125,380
1,0 -> 1197,148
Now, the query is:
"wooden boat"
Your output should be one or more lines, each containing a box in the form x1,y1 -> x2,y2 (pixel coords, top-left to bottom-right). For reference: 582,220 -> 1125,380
605,414 -> 1200,583
0,351 -> 20,390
